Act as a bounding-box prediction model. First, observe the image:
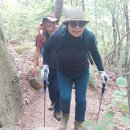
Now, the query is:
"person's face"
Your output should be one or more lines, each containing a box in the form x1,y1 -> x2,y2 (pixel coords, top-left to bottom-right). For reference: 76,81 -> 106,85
68,21 -> 86,37
44,19 -> 56,32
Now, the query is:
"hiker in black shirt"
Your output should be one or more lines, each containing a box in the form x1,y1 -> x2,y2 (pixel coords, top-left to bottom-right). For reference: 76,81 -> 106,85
42,7 -> 109,130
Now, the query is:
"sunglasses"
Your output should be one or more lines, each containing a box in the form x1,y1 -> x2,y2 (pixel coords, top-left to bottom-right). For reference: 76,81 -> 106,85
69,21 -> 86,28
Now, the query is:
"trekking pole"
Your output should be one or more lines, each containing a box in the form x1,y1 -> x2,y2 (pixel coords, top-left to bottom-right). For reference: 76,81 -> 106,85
96,76 -> 108,124
43,79 -> 49,127
43,80 -> 47,127
42,68 -> 49,127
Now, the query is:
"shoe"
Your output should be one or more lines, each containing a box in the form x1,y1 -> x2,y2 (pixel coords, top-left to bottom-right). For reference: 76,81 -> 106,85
48,103 -> 54,111
53,112 -> 61,121
58,113 -> 69,130
74,121 -> 88,130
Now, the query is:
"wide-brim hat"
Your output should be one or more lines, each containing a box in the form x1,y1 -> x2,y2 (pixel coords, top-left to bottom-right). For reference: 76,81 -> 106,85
62,7 -> 89,24
43,13 -> 58,22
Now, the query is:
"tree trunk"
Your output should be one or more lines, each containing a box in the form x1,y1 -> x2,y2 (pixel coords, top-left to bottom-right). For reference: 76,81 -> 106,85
54,0 -> 63,22
111,2 -> 117,65
124,2 -> 130,74
82,0 -> 85,11
0,13 -> 22,127
112,16 -> 116,64
128,60 -> 130,114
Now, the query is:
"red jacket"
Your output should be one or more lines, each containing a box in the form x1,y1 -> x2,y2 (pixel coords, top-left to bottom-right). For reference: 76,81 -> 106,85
36,25 -> 46,48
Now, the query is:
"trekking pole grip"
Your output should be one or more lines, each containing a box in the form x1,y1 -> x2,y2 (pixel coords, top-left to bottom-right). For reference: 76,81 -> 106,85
104,75 -> 108,82
102,76 -> 108,95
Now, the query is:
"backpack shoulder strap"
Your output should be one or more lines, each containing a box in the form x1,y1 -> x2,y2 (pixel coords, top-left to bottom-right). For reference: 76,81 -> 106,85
83,28 -> 94,65
55,25 -> 67,53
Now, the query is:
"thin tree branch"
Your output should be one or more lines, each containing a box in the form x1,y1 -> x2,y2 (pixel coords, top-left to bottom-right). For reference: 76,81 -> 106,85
105,30 -> 130,58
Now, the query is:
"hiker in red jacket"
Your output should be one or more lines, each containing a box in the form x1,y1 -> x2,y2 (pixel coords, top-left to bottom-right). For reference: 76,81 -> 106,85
32,13 -> 61,121
42,7 -> 109,130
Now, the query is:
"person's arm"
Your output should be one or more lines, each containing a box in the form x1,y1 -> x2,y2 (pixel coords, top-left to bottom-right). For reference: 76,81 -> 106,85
89,34 -> 109,83
32,47 -> 40,76
34,47 -> 40,67
89,35 -> 104,71
38,24 -> 46,43
32,33 -> 41,75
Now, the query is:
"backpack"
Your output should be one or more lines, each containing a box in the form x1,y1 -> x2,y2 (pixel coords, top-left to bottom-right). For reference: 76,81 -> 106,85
56,25 -> 94,65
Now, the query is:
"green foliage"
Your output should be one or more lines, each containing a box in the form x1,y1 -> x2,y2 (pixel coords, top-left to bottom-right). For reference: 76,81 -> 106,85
121,115 -> 130,125
104,111 -> 115,119
98,111 -> 115,125
120,104 -> 129,113
111,77 -> 129,114
93,125 -> 106,130
84,120 -> 95,126
113,90 -> 127,99
84,111 -> 115,129
113,77 -> 128,110
2,0 -> 54,43
116,77 -> 128,87
111,89 -> 129,125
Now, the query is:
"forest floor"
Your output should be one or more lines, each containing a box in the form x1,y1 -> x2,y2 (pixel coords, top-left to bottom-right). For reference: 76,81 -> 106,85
8,43 -> 130,130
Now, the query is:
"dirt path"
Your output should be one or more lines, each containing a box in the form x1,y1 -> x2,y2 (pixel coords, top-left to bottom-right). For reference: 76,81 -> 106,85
17,86 -> 100,130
